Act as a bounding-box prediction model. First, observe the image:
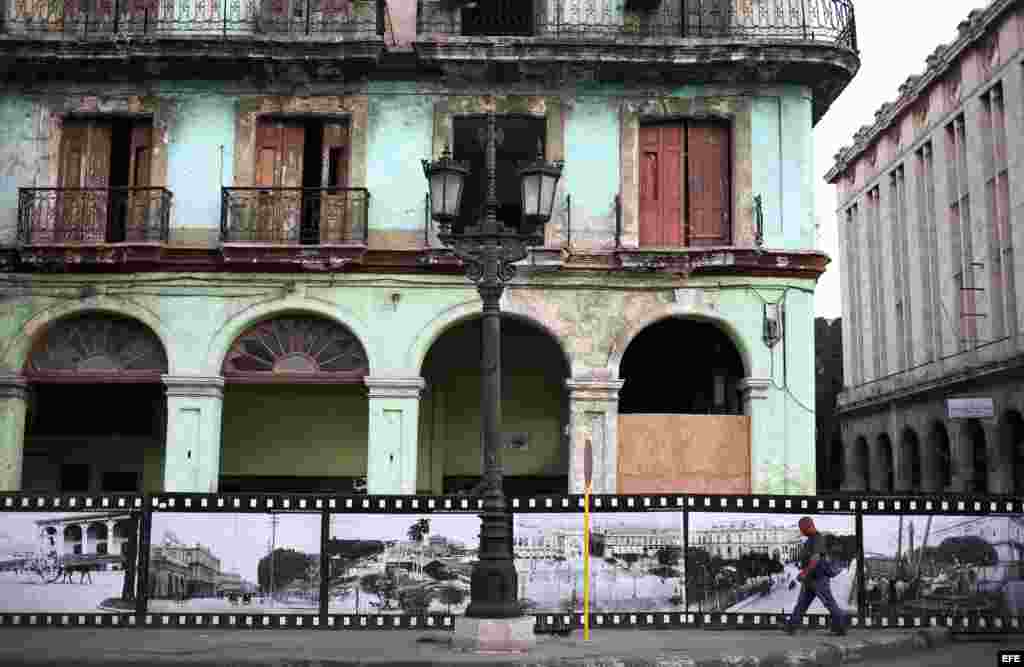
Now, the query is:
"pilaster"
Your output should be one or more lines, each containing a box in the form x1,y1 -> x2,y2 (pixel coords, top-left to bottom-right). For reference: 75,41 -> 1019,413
162,375 -> 224,493
740,377 -> 780,494
566,377 -> 624,494
0,375 -> 28,491
364,375 -> 425,495
983,420 -> 1010,494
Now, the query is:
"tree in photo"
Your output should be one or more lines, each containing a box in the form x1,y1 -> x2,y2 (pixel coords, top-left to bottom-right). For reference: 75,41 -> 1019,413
937,536 -> 998,567
258,548 -> 317,595
326,539 -> 385,581
439,584 -> 466,614
359,572 -> 398,610
398,586 -> 433,614
423,559 -> 457,581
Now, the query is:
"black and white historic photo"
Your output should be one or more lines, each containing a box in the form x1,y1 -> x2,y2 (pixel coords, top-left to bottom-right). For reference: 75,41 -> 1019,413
685,513 -> 858,614
513,512 -> 685,613
862,514 -> 1024,616
0,511 -> 142,613
327,514 -> 477,615
147,512 -> 320,614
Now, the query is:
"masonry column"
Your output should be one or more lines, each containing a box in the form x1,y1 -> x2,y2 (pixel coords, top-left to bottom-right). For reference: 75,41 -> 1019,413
0,375 -> 28,491
364,375 -> 425,495
566,376 -> 625,494
983,420 -> 1010,494
739,378 -> 775,493
162,376 -> 224,493
949,424 -> 971,493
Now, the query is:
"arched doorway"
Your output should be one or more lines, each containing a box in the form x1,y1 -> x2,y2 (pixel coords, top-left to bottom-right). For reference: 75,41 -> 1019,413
876,434 -> 894,493
618,318 -> 745,415
1001,410 -> 1024,494
218,314 -> 370,493
852,436 -> 869,491
829,433 -> 844,492
22,313 -> 168,494
418,315 -> 570,496
900,427 -> 922,492
926,421 -> 952,492
963,418 -> 988,494
617,318 -> 747,493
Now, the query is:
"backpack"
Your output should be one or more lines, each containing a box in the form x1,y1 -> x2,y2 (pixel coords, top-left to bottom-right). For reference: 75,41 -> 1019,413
818,533 -> 843,578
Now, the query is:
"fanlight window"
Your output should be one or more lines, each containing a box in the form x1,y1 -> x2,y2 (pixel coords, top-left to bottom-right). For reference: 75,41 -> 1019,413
223,316 -> 368,382
27,314 -> 168,380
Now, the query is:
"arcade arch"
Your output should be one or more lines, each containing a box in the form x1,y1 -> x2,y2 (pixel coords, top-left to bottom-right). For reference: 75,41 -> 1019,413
1001,410 -> 1024,494
218,314 -> 370,493
417,314 -> 570,496
926,421 -> 952,492
963,418 -> 988,494
851,436 -> 869,491
900,427 -> 922,491
875,434 -> 894,493
21,312 -> 168,494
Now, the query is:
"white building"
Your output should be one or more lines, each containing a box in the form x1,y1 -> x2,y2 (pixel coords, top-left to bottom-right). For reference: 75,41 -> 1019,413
691,520 -> 803,561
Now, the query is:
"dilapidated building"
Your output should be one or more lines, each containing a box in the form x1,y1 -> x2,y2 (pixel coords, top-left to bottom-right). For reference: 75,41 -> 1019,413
827,0 -> 1024,495
0,0 -> 858,497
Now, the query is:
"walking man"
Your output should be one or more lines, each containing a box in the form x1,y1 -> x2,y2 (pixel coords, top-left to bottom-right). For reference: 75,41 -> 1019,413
783,517 -> 847,636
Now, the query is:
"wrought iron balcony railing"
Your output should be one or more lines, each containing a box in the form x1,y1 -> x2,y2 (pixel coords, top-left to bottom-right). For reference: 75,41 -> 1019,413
417,0 -> 857,51
221,187 -> 370,245
17,187 -> 173,245
3,0 -> 382,39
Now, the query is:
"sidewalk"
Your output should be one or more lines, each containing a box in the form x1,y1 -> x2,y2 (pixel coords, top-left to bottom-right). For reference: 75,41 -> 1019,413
0,625 -> 957,666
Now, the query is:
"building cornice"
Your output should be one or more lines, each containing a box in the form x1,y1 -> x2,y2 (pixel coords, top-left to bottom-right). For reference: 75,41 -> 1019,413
825,0 -> 1017,184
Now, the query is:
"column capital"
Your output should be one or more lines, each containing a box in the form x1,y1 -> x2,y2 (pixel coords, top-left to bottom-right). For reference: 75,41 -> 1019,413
566,378 -> 625,402
161,375 -> 225,399
0,375 -> 28,401
739,377 -> 771,401
364,375 -> 425,400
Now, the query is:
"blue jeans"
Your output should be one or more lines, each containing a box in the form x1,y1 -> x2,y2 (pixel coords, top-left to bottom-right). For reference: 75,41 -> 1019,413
786,576 -> 846,633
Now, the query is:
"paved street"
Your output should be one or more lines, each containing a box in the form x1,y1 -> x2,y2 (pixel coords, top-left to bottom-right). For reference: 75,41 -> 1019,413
0,570 -> 123,613
149,597 -> 317,614
857,638 -> 1021,666
727,562 -> 858,614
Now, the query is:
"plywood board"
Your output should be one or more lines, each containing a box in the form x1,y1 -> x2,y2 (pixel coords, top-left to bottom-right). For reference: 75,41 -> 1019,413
617,414 -> 750,494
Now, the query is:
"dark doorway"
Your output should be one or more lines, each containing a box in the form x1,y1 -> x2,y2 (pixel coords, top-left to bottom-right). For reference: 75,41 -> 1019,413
102,471 -> 141,493
60,464 -> 90,493
461,0 -> 534,36
300,121 -> 325,244
619,318 -> 744,415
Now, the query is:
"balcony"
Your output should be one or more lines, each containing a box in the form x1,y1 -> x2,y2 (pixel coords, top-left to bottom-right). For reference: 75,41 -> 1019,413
0,0 -> 386,76
220,187 -> 369,268
18,187 -> 172,244
415,0 -> 859,123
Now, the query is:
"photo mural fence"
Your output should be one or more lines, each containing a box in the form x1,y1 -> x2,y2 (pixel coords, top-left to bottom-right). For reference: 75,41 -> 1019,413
0,491 -> 1021,636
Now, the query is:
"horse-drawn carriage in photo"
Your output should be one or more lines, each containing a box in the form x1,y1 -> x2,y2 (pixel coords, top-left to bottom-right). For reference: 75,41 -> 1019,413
21,551 -> 121,584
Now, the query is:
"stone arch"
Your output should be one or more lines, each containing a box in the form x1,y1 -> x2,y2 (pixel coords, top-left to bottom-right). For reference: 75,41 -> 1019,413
206,297 -> 376,378
5,299 -> 173,377
407,298 -> 573,376
607,307 -> 751,380
830,432 -> 844,491
926,421 -> 952,493
875,433 -> 894,493
1001,409 -> 1024,494
962,418 -> 988,494
900,427 -> 922,492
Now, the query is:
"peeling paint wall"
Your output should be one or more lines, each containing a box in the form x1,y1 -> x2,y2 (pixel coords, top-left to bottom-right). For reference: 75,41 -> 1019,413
165,95 -> 236,246
0,97 -> 50,245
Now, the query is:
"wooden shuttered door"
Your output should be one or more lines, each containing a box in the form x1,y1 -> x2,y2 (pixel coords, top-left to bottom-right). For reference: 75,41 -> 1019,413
125,124 -> 154,241
254,120 -> 304,242
638,124 -> 682,247
687,121 -> 731,247
319,122 -> 351,244
58,120 -> 112,243
638,120 -> 731,248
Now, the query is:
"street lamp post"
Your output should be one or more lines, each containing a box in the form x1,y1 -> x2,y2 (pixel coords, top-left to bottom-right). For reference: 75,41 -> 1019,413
423,113 -> 562,621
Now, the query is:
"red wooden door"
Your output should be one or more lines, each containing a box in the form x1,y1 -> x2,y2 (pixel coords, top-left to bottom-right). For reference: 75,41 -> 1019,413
320,122 -> 351,243
254,120 -> 304,242
58,120 -> 111,243
125,123 -> 154,241
687,121 -> 730,247
638,124 -> 682,247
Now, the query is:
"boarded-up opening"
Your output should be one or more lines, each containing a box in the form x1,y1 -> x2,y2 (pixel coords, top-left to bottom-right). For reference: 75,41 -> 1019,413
617,414 -> 750,494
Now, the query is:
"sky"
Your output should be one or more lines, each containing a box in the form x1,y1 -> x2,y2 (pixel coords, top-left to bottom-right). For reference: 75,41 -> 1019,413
813,0 -> 991,318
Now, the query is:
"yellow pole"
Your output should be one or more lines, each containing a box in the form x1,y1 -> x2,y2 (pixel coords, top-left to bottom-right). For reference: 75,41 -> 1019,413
583,480 -> 591,640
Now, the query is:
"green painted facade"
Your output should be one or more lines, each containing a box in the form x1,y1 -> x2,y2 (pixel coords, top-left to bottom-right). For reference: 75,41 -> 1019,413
0,81 -> 826,496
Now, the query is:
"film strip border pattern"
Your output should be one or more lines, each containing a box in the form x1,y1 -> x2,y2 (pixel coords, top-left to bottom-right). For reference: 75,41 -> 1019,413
3,493 -> 1023,514
2,491 -> 1022,633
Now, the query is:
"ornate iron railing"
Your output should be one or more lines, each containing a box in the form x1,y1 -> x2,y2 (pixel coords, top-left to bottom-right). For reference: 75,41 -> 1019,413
417,0 -> 857,51
3,0 -> 382,38
221,187 -> 370,245
17,187 -> 172,245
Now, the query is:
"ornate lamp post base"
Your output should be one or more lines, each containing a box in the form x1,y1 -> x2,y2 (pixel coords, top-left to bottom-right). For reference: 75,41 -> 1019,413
451,616 -> 537,653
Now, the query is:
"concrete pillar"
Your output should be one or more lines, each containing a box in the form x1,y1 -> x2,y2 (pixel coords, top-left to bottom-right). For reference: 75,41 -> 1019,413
566,376 -> 625,494
949,425 -> 972,493
80,523 -> 91,555
982,421 -> 1009,494
840,438 -> 862,492
739,378 -> 774,493
162,376 -> 224,493
893,435 -> 912,493
0,375 -> 28,491
106,520 -> 116,555
364,375 -> 425,495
